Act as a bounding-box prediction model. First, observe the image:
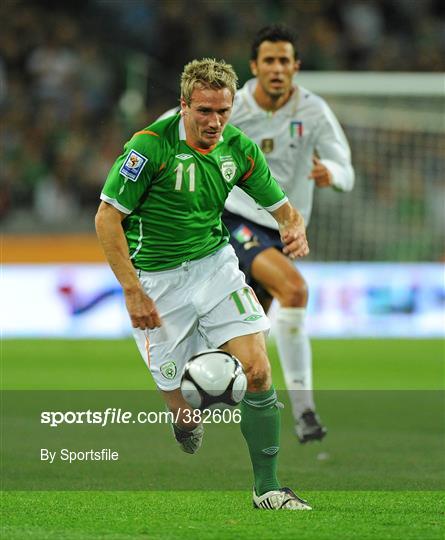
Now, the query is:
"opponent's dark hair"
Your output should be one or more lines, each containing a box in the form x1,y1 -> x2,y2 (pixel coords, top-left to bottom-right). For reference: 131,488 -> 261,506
250,24 -> 298,60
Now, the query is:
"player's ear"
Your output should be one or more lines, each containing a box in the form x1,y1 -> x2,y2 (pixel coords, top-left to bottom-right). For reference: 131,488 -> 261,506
250,60 -> 258,77
294,59 -> 301,74
180,97 -> 187,113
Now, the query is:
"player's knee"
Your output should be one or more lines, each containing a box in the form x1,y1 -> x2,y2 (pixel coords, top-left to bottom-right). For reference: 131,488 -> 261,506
244,361 -> 271,392
281,278 -> 308,307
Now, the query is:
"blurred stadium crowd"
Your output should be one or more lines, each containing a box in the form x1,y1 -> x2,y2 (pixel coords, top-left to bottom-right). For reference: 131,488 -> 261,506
1,0 -> 444,234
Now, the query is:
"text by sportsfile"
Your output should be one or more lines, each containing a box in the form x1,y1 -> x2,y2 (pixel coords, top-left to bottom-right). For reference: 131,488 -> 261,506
40,407 -> 242,428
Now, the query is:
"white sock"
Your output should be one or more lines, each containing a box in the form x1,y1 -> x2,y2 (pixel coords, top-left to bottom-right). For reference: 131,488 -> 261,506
275,307 -> 315,421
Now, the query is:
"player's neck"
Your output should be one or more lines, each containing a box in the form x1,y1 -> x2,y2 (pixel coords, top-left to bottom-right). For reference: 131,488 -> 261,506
185,137 -> 216,154
253,84 -> 294,112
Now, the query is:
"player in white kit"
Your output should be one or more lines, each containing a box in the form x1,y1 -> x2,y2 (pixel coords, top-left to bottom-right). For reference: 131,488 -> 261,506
224,25 -> 355,442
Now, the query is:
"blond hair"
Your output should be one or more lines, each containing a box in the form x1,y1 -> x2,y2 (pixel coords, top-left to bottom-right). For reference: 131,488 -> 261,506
180,58 -> 238,105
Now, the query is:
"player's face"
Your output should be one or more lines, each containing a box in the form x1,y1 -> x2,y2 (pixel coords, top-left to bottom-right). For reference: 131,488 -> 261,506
251,41 -> 299,98
181,86 -> 233,149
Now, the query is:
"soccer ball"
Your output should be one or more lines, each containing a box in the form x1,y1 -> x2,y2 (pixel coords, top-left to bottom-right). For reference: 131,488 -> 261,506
180,350 -> 247,410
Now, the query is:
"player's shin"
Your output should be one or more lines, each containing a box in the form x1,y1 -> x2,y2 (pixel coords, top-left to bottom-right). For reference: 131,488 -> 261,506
240,386 -> 281,496
275,307 -> 315,419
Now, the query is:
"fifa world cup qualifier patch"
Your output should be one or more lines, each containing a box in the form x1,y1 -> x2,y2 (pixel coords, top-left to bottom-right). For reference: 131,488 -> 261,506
119,150 -> 148,181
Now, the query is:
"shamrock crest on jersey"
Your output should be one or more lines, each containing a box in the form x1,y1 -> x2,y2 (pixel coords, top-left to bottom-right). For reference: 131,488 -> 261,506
220,156 -> 237,182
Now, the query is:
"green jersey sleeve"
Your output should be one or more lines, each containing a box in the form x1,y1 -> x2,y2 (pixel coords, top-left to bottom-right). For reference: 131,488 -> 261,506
100,132 -> 161,214
237,139 -> 287,211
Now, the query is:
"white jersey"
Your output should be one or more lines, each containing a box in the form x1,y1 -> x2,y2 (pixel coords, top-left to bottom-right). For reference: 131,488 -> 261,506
225,79 -> 354,228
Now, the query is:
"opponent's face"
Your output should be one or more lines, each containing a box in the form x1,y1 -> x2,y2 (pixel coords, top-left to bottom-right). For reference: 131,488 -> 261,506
251,41 -> 299,98
181,86 -> 233,149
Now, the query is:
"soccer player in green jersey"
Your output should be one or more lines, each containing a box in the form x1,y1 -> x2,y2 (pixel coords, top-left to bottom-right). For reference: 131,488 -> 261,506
96,58 -> 311,510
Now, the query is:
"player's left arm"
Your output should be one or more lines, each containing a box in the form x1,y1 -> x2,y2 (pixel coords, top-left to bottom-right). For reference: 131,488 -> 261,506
270,201 -> 309,260
309,103 -> 355,191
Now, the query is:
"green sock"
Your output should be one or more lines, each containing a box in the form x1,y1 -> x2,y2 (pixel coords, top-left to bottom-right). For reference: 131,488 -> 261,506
240,385 -> 281,496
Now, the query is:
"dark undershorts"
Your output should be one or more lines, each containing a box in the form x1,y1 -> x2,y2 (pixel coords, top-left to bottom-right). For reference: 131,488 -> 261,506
222,209 -> 282,296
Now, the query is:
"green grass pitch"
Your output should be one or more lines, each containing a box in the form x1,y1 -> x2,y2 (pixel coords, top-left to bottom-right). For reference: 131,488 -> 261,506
1,338 -> 444,539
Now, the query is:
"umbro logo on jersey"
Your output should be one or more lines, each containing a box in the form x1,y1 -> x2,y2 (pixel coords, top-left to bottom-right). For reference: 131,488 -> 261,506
175,154 -> 193,160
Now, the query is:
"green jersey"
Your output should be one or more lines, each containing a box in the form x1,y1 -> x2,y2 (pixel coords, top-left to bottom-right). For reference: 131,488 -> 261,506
101,114 -> 287,271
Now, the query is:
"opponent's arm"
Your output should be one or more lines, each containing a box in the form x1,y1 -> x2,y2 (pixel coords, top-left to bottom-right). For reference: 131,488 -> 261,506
309,103 -> 355,191
95,201 -> 161,330
308,156 -> 333,187
270,201 -> 309,260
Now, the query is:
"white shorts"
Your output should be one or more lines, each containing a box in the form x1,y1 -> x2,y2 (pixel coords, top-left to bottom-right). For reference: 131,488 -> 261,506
133,244 -> 270,390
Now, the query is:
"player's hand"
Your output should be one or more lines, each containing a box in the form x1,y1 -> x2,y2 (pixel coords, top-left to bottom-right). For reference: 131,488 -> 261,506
308,157 -> 333,187
124,288 -> 162,330
281,222 -> 309,260
272,202 -> 309,259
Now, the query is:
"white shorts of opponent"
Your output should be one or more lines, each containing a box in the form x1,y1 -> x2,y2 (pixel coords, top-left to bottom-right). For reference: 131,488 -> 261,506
133,244 -> 270,391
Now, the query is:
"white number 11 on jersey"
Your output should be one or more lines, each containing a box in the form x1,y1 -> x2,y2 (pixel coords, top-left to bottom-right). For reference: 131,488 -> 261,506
174,163 -> 195,192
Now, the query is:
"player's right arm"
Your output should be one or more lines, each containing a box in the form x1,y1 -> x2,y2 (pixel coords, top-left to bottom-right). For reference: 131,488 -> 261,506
95,202 -> 161,330
96,132 -> 162,330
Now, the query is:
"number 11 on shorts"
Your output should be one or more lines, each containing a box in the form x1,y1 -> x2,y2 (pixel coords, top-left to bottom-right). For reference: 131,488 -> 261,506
230,288 -> 260,316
